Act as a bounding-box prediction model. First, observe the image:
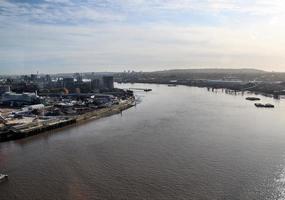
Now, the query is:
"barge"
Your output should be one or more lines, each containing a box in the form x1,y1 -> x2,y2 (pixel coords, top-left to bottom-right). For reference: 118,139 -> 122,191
246,97 -> 261,101
254,103 -> 275,108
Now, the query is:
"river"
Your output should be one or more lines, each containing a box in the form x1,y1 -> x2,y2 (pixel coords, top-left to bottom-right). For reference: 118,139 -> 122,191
1,83 -> 285,200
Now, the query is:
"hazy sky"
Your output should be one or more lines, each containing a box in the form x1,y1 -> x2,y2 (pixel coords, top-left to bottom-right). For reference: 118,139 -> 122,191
1,0 -> 285,74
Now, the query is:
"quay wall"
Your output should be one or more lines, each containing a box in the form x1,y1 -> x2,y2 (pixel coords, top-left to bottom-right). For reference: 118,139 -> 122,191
0,99 -> 135,142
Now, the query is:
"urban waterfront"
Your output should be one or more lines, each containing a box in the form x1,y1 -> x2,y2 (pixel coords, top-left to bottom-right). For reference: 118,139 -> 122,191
1,83 -> 285,200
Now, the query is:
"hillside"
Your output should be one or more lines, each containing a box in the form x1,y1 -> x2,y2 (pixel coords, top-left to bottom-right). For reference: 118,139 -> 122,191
153,68 -> 267,74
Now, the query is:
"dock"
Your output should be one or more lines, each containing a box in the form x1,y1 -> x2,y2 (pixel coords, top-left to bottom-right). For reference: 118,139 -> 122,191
0,98 -> 135,142
2,117 -> 76,141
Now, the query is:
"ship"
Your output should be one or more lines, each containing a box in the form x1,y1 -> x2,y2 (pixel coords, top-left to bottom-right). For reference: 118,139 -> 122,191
246,97 -> 260,101
254,103 -> 274,108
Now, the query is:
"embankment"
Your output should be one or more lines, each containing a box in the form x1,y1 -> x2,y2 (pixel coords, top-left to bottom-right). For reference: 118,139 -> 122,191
0,98 -> 135,142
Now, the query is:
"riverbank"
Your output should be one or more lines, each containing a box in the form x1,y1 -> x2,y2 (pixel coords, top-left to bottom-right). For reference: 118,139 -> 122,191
119,80 -> 285,99
115,70 -> 285,98
0,98 -> 135,142
75,98 -> 135,123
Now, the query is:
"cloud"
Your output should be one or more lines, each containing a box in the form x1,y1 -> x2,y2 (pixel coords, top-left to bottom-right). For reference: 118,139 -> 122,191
1,0 -> 285,27
114,0 -> 285,16
1,21 -> 285,73
1,0 -> 285,25
44,0 -> 72,3
0,0 -> 125,25
1,0 -> 285,73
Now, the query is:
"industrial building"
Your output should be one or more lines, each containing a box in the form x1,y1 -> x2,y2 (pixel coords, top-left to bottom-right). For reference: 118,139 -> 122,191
102,76 -> 114,90
91,79 -> 100,90
0,85 -> 11,94
0,92 -> 41,107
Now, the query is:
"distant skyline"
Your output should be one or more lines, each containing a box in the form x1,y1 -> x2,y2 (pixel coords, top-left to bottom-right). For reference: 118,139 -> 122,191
1,0 -> 285,74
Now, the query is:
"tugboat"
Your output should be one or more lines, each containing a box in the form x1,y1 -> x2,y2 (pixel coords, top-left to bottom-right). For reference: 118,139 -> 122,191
0,174 -> 8,182
255,103 -> 275,108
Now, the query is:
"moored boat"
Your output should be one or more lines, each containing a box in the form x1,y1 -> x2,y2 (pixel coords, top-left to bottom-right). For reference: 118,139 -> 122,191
246,97 -> 261,101
0,174 -> 8,182
254,103 -> 274,108
264,103 -> 275,108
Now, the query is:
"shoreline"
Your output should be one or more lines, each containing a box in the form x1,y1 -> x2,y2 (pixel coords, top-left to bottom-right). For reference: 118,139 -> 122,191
119,81 -> 284,99
0,98 -> 135,142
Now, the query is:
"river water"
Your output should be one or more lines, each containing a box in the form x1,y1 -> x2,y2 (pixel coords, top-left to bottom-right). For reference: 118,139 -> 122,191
1,83 -> 285,200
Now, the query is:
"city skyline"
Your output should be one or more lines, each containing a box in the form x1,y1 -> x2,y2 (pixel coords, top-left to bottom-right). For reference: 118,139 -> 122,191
1,0 -> 285,74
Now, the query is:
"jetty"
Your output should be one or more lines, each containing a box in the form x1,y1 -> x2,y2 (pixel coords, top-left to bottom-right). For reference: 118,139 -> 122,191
129,88 -> 152,92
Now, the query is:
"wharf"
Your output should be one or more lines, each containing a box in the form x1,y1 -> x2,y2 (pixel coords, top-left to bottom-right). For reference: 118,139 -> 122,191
2,117 -> 76,141
129,88 -> 152,92
76,98 -> 135,123
0,98 -> 135,142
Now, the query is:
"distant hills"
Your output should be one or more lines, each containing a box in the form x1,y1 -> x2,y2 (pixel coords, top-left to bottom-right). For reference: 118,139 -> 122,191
115,68 -> 285,85
0,68 -> 278,77
153,68 -> 267,74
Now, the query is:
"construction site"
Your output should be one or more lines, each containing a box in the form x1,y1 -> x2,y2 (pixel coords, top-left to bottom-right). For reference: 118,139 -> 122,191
0,95 -> 135,142
0,74 -> 136,142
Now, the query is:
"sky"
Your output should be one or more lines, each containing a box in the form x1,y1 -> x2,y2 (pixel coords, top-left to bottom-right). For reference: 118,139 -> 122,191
1,0 -> 285,74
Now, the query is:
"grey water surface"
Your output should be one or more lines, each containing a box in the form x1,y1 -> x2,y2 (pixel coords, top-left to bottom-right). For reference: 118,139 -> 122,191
1,83 -> 285,200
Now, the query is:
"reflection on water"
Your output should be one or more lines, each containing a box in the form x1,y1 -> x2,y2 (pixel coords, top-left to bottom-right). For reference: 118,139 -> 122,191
1,83 -> 285,200
274,160 -> 285,200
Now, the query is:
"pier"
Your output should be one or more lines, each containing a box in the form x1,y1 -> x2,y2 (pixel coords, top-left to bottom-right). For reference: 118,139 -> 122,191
129,88 -> 152,92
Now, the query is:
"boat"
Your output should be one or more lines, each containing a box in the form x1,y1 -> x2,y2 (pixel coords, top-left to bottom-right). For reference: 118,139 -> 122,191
264,104 -> 275,108
246,97 -> 260,101
143,89 -> 152,92
168,84 -> 177,87
0,174 -> 8,182
254,103 -> 274,108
